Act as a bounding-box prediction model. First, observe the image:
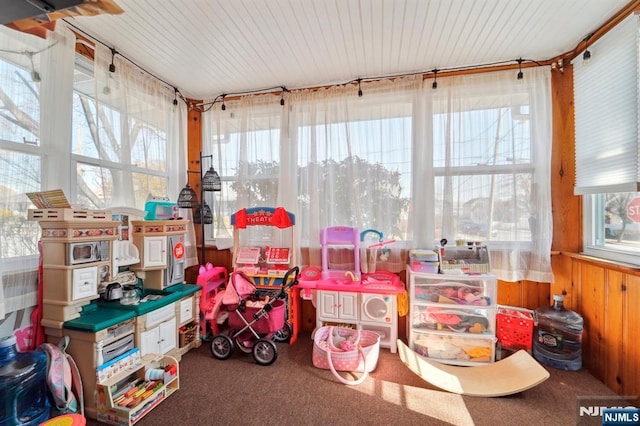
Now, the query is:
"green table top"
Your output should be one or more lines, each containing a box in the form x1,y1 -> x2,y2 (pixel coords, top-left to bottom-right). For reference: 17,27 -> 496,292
64,283 -> 203,332
64,303 -> 136,332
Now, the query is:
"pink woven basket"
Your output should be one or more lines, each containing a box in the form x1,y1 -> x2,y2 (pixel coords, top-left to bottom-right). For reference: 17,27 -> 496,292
312,326 -> 380,385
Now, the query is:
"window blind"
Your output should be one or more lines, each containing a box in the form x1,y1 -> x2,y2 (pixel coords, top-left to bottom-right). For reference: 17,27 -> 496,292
573,13 -> 640,195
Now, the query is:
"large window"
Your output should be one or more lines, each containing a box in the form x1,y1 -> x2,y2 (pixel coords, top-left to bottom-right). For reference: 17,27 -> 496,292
72,54 -> 170,208
204,69 -> 553,282
432,102 -> 535,243
0,27 -> 186,267
0,30 -> 46,260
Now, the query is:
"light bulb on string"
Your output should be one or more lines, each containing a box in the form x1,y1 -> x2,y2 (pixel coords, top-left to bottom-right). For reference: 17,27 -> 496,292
221,94 -> 226,111
357,78 -> 363,97
516,58 -> 524,81
173,88 -> 178,106
582,33 -> 593,64
432,69 -> 438,89
280,86 -> 286,106
109,48 -> 116,73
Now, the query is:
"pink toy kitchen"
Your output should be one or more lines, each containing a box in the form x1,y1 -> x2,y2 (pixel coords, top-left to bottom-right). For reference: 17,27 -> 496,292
298,226 -> 406,353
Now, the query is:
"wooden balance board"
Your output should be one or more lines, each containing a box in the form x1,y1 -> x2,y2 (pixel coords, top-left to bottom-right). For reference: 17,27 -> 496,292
397,339 -> 549,397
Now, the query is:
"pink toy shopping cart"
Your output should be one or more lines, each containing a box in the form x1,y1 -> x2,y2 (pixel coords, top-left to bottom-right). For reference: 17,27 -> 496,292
209,266 -> 299,366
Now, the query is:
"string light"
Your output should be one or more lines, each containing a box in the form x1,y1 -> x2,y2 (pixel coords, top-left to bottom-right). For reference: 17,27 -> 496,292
516,58 -> 523,80
109,48 -> 116,73
280,86 -> 286,106
173,87 -> 178,105
221,94 -> 226,111
194,57 -> 543,111
432,69 -> 438,89
27,52 -> 40,82
582,34 -> 592,62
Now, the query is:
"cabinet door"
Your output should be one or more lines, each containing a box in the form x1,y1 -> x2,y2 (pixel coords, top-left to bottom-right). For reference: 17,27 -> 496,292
318,291 -> 339,319
158,317 -> 177,355
139,327 -> 159,357
179,297 -> 193,325
339,292 -> 359,321
143,236 -> 167,268
139,317 -> 177,356
72,266 -> 98,300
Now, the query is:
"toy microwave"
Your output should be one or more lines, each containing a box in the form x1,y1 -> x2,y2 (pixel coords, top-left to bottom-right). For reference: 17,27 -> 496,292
144,200 -> 179,220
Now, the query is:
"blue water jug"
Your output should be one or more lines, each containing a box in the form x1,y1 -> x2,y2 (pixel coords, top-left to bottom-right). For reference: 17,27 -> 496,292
0,336 -> 50,426
533,294 -> 584,371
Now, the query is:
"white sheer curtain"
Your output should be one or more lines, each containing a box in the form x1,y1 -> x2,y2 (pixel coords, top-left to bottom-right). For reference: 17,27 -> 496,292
0,23 -> 75,342
428,68 -> 554,282
203,68 -> 554,282
92,45 -> 196,266
287,78 -> 420,270
203,94 -> 286,251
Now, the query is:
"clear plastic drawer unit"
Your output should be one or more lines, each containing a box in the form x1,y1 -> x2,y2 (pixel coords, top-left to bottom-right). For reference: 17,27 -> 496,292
411,304 -> 497,335
411,273 -> 497,306
410,330 -> 497,365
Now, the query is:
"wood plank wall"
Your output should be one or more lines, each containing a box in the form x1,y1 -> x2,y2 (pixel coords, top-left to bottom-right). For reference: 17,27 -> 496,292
186,61 -> 640,402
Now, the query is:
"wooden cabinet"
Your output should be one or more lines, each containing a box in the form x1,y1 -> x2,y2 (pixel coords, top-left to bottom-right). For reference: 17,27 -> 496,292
96,353 -> 179,426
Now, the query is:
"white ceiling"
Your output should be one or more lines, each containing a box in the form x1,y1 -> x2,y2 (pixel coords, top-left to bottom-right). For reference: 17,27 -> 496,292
67,0 -> 631,101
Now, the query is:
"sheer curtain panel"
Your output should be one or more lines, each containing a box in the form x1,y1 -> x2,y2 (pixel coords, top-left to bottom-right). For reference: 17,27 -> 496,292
203,69 -> 554,282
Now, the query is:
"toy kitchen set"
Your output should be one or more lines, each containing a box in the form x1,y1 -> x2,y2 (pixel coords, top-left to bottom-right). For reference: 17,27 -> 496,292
27,191 -> 202,423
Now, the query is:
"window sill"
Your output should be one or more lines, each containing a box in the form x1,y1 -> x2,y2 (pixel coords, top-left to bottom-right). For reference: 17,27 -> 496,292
560,251 -> 640,275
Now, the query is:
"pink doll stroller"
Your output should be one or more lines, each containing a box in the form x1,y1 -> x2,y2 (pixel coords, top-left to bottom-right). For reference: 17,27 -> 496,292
210,266 -> 299,366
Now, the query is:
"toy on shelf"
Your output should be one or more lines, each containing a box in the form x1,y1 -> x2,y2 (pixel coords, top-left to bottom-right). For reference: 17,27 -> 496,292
320,226 -> 360,281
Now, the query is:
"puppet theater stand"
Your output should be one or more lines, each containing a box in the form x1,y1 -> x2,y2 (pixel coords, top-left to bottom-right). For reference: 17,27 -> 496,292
230,207 -> 301,344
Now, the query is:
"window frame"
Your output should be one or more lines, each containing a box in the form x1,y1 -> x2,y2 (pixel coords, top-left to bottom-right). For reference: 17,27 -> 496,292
71,52 -> 171,209
582,194 -> 640,267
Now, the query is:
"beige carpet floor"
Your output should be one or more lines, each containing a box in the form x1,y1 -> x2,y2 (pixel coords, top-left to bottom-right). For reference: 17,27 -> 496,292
86,333 -> 622,426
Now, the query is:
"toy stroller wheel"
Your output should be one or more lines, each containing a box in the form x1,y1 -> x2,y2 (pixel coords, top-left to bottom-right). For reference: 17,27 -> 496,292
234,337 -> 253,354
273,323 -> 292,343
252,339 -> 278,366
210,334 -> 234,360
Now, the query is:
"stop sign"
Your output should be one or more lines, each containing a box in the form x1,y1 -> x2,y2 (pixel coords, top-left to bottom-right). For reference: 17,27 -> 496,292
628,197 -> 640,223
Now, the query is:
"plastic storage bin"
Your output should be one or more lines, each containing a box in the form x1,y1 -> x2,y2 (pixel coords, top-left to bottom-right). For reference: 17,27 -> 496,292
409,250 -> 439,272
0,336 -> 50,426
411,273 -> 497,306
410,330 -> 496,365
496,306 -> 535,351
411,304 -> 497,335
